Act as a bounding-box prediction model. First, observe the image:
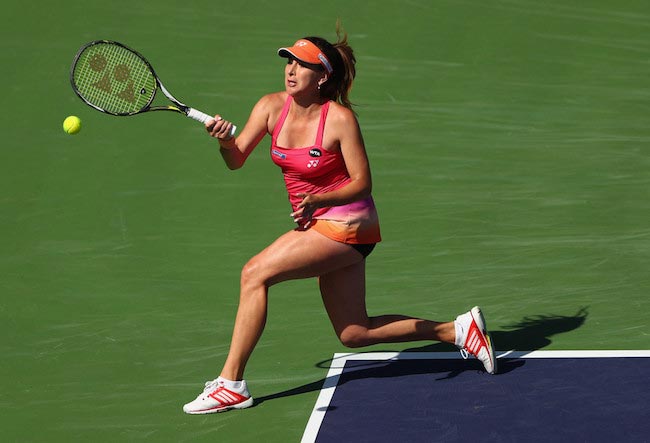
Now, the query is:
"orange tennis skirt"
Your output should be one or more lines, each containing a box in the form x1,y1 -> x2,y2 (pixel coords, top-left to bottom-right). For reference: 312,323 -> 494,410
310,197 -> 382,245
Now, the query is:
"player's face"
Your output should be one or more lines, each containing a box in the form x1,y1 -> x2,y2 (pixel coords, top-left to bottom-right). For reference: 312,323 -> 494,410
284,58 -> 325,96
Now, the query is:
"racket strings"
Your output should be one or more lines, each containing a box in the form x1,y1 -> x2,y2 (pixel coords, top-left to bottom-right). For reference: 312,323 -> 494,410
73,42 -> 156,114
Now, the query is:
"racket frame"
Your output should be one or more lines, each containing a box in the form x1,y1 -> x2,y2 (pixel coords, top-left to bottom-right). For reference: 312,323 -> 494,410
70,40 -> 235,132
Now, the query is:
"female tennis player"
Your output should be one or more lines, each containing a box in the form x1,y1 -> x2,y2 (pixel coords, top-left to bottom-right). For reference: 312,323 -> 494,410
183,29 -> 497,414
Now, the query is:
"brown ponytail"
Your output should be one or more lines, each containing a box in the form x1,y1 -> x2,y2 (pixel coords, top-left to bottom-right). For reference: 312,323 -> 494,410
304,22 -> 357,110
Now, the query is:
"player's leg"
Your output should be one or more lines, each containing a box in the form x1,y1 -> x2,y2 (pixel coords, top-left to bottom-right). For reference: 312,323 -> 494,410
318,260 -> 456,347
319,260 -> 496,374
184,228 -> 361,414
220,228 -> 363,381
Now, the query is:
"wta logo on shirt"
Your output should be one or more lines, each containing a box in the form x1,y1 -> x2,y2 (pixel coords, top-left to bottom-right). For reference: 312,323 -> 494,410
307,149 -> 321,168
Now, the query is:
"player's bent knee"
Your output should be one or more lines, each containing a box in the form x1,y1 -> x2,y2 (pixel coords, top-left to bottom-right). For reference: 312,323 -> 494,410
240,255 -> 282,290
240,258 -> 266,288
338,328 -> 371,348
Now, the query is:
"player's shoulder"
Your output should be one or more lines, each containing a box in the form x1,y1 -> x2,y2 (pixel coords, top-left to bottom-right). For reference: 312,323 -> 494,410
327,101 -> 358,123
252,93 -> 289,133
326,101 -> 359,133
256,92 -> 288,111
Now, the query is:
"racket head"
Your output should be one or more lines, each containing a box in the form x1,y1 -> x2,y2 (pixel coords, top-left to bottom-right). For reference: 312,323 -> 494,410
70,40 -> 160,116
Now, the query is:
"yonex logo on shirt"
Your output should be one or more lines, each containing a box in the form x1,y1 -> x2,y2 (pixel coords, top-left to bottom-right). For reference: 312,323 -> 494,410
307,160 -> 319,168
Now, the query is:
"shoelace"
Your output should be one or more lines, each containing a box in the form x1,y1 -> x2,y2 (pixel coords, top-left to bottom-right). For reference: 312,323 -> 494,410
203,379 -> 221,392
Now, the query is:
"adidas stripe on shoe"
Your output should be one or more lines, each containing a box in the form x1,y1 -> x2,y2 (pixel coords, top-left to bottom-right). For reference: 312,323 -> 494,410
455,306 -> 497,374
183,378 -> 254,414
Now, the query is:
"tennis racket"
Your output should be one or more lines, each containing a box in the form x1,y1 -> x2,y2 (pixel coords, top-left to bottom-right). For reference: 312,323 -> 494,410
70,40 -> 235,135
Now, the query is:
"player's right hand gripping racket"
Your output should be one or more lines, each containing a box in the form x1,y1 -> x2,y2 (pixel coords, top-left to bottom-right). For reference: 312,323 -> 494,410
70,40 -> 235,135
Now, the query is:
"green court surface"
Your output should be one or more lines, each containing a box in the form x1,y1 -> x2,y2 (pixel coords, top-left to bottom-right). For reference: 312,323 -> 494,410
1,0 -> 649,441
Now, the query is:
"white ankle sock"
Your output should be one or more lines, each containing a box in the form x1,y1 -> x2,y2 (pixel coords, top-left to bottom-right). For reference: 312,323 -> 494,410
217,376 -> 246,393
454,319 -> 464,347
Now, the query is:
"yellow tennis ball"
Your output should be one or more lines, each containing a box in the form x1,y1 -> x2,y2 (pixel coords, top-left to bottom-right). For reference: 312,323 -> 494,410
63,116 -> 82,135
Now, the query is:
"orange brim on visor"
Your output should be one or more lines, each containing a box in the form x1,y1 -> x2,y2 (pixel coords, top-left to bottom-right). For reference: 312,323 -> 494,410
278,39 -> 333,74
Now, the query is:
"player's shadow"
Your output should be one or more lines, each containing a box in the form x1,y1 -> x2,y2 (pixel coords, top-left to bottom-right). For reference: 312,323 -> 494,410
406,306 -> 590,354
253,307 -> 589,407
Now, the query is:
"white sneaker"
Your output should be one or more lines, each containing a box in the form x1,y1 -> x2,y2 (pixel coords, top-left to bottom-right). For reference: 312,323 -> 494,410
455,306 -> 497,374
183,378 -> 254,414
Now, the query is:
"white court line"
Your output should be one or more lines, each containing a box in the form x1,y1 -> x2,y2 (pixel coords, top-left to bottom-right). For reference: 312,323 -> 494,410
300,350 -> 650,443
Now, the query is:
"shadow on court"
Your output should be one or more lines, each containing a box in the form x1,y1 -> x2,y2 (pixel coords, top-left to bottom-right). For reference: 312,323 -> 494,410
407,306 -> 590,354
254,307 -> 589,406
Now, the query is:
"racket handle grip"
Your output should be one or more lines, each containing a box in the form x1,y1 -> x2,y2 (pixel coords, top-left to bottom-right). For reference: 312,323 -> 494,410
187,108 -> 237,136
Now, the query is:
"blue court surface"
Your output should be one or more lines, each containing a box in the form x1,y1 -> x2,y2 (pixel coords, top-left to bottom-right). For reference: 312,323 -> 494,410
302,351 -> 650,443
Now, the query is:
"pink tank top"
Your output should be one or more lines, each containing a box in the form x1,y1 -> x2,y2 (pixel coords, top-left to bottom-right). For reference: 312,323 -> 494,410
270,96 -> 351,218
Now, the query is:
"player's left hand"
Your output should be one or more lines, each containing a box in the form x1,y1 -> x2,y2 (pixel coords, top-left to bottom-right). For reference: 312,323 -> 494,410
292,193 -> 320,227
